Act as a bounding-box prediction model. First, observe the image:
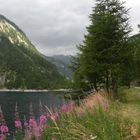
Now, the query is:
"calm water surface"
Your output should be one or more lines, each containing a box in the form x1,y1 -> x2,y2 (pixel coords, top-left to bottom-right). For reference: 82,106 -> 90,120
0,91 -> 65,134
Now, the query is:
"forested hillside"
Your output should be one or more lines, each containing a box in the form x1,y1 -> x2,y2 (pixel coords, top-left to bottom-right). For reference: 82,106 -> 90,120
0,15 -> 66,89
45,55 -> 73,80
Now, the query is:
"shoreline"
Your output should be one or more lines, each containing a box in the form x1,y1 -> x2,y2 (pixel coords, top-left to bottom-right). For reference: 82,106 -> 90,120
0,89 -> 49,93
0,89 -> 76,93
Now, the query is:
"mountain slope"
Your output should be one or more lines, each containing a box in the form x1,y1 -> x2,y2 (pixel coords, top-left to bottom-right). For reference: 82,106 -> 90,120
0,15 -> 65,89
45,55 -> 73,80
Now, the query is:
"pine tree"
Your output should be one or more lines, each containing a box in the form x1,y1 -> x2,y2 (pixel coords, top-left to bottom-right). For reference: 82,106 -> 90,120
73,0 -> 132,98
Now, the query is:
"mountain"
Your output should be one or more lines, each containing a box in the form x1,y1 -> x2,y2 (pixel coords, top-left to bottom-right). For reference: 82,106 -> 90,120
0,15 -> 66,89
52,55 -> 72,64
45,55 -> 73,80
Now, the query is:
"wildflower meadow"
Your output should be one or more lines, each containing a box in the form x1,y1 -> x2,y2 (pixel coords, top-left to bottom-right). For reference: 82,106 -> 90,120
0,91 -> 140,140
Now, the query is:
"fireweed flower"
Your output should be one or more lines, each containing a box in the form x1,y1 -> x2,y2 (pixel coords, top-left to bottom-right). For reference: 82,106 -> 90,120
0,125 -> 9,134
95,94 -> 100,104
0,134 -> 5,140
14,103 -> 22,129
0,106 -> 9,140
15,120 -> 22,129
29,118 -> 41,140
50,112 -> 59,122
23,115 -> 28,128
24,121 -> 28,128
39,115 -> 47,128
61,103 -> 68,113
29,118 -> 37,128
68,100 -> 75,112
28,103 -> 42,140
103,99 -> 109,111
34,127 -> 40,139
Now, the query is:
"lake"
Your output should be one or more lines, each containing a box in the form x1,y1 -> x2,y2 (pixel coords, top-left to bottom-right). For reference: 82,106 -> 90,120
0,91 -> 67,137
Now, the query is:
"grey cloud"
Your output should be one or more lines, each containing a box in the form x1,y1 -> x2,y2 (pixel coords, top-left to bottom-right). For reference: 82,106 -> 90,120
0,0 -> 93,55
0,0 -> 139,55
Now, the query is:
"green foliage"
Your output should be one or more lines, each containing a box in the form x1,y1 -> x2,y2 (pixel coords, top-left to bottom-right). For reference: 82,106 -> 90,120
44,106 -> 133,140
72,0 -> 133,98
0,16 -> 67,89
131,33 -> 140,80
118,86 -> 130,102
16,129 -> 22,140
118,87 -> 140,102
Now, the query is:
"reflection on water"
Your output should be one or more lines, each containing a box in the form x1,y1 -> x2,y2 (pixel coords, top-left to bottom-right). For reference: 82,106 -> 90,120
0,92 -> 64,133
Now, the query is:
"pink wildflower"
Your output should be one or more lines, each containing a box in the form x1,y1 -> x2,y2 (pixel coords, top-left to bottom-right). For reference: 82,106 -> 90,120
39,115 -> 47,127
24,121 -> 28,128
15,120 -> 22,129
29,118 -> 37,128
0,134 -> 5,140
61,103 -> 68,113
34,127 -> 41,139
95,94 -> 100,103
68,100 -> 75,112
103,99 -> 109,111
0,125 -> 8,133
29,118 -> 41,140
50,112 -> 59,122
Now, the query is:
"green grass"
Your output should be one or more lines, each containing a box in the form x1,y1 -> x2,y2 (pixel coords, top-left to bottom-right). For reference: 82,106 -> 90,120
23,88 -> 140,140
42,110 -> 132,140
41,91 -> 140,140
117,87 -> 140,123
118,87 -> 140,102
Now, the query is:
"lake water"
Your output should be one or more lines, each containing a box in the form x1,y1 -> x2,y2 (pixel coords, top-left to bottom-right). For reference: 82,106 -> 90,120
0,91 -> 66,137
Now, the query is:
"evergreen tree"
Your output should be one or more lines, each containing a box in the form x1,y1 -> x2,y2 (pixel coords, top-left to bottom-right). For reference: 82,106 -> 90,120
132,27 -> 140,81
73,0 -> 132,98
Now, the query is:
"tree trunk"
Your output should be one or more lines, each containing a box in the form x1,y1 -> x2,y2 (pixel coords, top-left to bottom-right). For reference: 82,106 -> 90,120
105,70 -> 111,97
93,80 -> 98,92
106,74 -> 110,94
112,77 -> 118,99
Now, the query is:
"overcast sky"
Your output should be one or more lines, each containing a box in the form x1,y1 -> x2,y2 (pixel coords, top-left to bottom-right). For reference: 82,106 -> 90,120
0,0 -> 139,56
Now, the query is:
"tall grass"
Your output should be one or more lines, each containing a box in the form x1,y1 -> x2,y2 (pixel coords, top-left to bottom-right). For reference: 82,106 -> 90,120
41,93 -> 136,140
1,91 -> 140,140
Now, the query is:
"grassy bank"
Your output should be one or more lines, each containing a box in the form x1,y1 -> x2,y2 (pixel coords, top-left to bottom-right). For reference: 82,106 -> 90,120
3,88 -> 140,140
39,88 -> 140,140
117,87 -> 140,123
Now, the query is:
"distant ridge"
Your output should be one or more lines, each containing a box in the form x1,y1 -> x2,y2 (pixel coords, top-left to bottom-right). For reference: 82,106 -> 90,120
45,55 -> 73,79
